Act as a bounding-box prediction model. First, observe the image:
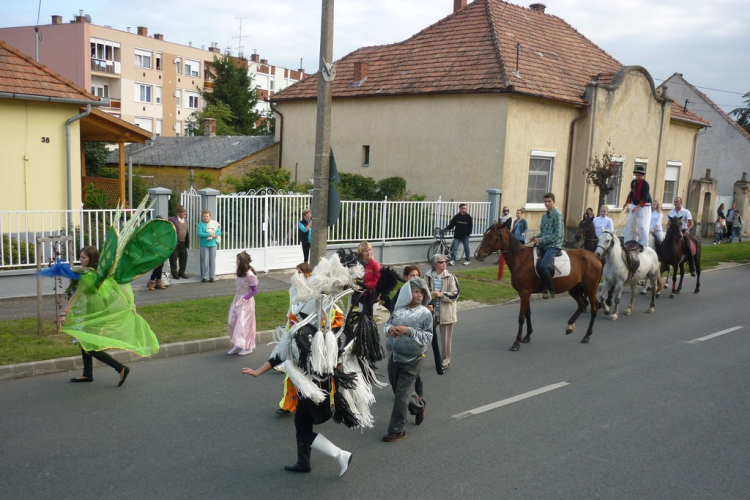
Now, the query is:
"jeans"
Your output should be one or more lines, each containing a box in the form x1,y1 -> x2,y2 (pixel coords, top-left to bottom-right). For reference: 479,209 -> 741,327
731,226 -> 742,243
537,247 -> 559,280
450,236 -> 471,262
200,246 -> 216,280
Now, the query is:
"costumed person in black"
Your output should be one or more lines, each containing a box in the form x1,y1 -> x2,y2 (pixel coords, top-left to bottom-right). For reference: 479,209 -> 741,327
298,209 -> 312,263
242,255 -> 386,476
445,203 -> 473,265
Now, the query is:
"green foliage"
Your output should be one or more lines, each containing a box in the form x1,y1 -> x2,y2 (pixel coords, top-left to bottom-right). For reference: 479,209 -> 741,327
188,102 -> 238,136
730,91 -> 750,134
196,173 -> 214,188
584,139 -> 620,209
339,173 -> 378,200
2,235 -> 36,268
83,183 -> 110,209
227,165 -> 292,192
377,176 -> 407,200
84,142 -> 110,177
201,54 -> 261,135
254,109 -> 276,136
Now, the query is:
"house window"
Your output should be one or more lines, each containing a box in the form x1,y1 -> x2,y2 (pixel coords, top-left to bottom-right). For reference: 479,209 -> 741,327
362,145 -> 370,167
604,157 -> 624,207
270,78 -> 275,90
526,151 -> 555,204
663,162 -> 681,204
175,58 -> 182,74
185,91 -> 200,109
135,83 -> 153,103
135,48 -> 153,69
185,59 -> 200,77
156,52 -> 162,71
90,83 -> 109,98
175,89 -> 182,107
155,86 -> 162,105
175,120 -> 182,137
134,117 -> 153,132
155,119 -> 162,137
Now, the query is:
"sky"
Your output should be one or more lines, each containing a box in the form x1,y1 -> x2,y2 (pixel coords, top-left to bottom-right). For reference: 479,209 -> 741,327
2,0 -> 748,114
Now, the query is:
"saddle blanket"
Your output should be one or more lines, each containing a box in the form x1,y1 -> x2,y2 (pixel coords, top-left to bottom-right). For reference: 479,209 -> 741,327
533,249 -> 571,278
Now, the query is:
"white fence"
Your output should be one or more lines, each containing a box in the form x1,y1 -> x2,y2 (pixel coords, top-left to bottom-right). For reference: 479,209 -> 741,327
0,208 -> 150,271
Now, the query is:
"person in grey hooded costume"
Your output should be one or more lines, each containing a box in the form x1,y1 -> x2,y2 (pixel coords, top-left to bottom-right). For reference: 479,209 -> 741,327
382,277 -> 433,442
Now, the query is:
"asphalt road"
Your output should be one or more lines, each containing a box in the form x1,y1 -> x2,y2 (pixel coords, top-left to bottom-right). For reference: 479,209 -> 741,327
1,266 -> 749,499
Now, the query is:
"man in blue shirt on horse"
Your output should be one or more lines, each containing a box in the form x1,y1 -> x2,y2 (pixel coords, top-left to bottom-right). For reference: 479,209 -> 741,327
530,193 -> 564,299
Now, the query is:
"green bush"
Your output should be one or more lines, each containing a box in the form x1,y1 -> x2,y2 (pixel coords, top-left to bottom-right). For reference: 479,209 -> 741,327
376,176 -> 407,200
1,235 -> 36,267
83,184 -> 109,209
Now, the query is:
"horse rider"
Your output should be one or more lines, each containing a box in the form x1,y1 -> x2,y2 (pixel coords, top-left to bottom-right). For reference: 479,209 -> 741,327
667,196 -> 696,276
592,205 -> 614,238
530,192 -> 564,299
622,164 -> 652,246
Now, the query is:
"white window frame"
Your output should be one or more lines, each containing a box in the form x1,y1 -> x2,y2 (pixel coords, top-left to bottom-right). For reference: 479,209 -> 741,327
134,117 -> 153,132
135,83 -> 153,103
174,89 -> 182,107
156,52 -> 162,71
663,161 -> 681,208
525,150 -> 556,210
90,82 -> 109,98
155,119 -> 162,137
184,58 -> 200,77
605,156 -> 624,207
185,91 -> 200,109
175,57 -> 182,74
135,48 -> 153,69
155,85 -> 162,105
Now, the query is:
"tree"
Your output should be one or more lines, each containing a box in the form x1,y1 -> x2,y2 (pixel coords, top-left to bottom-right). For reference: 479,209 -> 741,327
188,102 -> 238,136
227,165 -> 293,192
729,91 -> 750,134
584,140 -> 620,210
84,142 -> 110,177
201,54 -> 261,135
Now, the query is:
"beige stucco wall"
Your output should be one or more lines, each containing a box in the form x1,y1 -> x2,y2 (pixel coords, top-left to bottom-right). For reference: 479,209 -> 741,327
276,94 -> 509,201
665,121 -> 699,204
0,99 -> 83,212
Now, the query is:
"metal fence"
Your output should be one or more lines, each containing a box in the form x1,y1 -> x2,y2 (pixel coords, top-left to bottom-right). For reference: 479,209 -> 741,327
0,208 -> 150,270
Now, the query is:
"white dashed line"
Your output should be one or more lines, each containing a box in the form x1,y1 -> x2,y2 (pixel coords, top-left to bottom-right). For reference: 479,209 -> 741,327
687,326 -> 743,344
452,382 -> 569,420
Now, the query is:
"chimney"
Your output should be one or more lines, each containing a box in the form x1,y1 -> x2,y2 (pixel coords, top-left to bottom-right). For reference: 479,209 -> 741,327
51,15 -> 63,25
137,26 -> 148,37
251,53 -> 260,63
454,0 -> 467,13
203,118 -> 216,138
209,46 -> 220,54
154,33 -> 164,41
75,15 -> 87,23
529,3 -> 546,13
353,62 -> 369,82
260,59 -> 268,65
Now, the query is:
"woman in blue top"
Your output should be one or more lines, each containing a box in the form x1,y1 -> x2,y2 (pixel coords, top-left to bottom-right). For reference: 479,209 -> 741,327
198,210 -> 221,283
298,209 -> 312,262
512,208 -> 528,243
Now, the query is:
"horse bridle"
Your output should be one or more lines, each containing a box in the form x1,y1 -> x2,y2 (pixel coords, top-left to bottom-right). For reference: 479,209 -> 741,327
595,230 -> 616,256
480,224 -> 512,256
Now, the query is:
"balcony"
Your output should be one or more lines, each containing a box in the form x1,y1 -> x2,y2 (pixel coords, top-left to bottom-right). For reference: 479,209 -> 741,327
203,80 -> 215,90
91,58 -> 121,76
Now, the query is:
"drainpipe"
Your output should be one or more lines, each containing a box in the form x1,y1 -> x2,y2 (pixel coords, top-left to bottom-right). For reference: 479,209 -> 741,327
269,100 -> 283,169
563,104 -> 591,233
65,105 -> 92,211
127,139 -> 155,204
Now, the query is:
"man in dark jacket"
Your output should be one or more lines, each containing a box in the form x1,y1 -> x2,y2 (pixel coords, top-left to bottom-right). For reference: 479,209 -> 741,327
444,203 -> 473,266
168,205 -> 190,279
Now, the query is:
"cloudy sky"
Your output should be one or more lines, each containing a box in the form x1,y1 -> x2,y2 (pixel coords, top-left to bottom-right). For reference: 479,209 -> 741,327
2,0 -> 748,113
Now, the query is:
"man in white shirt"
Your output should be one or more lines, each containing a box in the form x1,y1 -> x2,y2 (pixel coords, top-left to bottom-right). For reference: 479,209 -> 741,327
666,197 -> 695,276
592,205 -> 614,238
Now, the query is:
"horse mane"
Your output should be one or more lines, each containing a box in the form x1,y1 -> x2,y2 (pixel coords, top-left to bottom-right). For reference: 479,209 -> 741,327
503,224 -> 520,255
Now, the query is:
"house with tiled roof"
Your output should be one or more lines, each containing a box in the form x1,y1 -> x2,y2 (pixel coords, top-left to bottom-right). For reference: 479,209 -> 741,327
106,121 -> 278,193
0,39 -> 150,213
271,0 -> 708,236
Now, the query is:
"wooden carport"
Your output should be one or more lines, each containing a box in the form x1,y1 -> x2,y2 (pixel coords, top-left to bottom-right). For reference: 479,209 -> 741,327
79,107 -> 152,204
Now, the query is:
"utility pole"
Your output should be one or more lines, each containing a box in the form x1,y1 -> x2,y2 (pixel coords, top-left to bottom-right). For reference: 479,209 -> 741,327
310,0 -> 335,265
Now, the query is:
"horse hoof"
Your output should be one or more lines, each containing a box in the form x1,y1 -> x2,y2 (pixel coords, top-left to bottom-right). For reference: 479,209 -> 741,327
581,336 -> 590,344
521,337 -> 531,344
694,289 -> 700,294
674,290 -> 681,294
647,307 -> 655,313
624,310 -> 632,316
669,294 -> 674,298
510,344 -> 520,352
611,314 -> 618,321
566,325 -> 575,335
639,290 -> 647,295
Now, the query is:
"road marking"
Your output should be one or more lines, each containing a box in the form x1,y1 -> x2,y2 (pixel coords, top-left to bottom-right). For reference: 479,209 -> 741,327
687,326 -> 743,344
451,382 -> 569,420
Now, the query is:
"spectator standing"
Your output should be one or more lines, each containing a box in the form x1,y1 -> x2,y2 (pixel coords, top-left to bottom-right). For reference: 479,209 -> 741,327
726,203 -> 743,243
592,205 -> 615,238
499,206 -> 513,230
358,241 -> 381,317
198,210 -> 221,283
169,205 -> 190,279
445,203 -> 473,266
622,164 -> 652,244
713,217 -> 726,244
730,209 -> 743,243
298,209 -> 312,263
425,254 -> 459,371
227,252 -> 258,356
512,209 -> 528,243
530,193 -> 564,299
584,207 -> 595,220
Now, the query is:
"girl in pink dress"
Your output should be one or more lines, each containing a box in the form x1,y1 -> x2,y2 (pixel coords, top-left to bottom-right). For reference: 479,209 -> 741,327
228,252 -> 258,356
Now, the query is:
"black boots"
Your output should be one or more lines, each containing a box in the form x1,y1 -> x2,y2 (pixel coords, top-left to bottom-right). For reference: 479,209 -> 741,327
541,273 -> 555,299
284,439 -> 311,473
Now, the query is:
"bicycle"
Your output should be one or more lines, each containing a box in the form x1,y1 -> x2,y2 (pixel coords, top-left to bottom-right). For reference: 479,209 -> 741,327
427,227 -> 464,263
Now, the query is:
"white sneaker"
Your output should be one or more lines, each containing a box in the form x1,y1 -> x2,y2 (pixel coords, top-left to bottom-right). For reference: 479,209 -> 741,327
463,261 -> 470,265
448,260 -> 455,266
227,346 -> 241,355
238,349 -> 252,356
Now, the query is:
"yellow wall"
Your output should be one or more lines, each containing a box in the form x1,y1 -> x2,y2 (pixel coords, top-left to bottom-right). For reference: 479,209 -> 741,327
0,99 -> 83,211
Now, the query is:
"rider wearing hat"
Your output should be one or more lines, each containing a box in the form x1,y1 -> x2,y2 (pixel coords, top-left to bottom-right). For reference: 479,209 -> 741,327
622,164 -> 652,245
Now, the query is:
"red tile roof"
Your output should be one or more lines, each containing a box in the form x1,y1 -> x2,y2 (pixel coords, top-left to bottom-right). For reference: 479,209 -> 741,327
668,101 -> 709,127
273,0 -> 623,105
0,40 -> 99,102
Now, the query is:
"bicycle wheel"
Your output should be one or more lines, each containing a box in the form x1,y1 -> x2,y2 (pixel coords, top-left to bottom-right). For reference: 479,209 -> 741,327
427,241 -> 443,262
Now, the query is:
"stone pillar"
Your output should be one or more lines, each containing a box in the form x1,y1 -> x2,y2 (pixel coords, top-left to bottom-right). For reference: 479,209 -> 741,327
689,169 -> 718,238
486,188 -> 502,224
148,187 -> 172,219
733,172 -> 750,237
198,188 -> 220,216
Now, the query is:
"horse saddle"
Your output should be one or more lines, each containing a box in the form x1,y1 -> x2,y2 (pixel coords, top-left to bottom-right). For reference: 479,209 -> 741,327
533,248 -> 571,278
685,237 -> 697,256
621,241 -> 642,276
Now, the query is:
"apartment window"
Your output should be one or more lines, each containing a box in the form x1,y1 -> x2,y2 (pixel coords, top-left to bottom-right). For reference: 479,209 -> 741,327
135,48 -> 153,69
90,84 -> 109,98
175,89 -> 182,107
155,119 -> 162,137
185,91 -> 200,109
604,157 -> 624,207
362,145 -> 370,167
134,117 -> 153,132
663,162 -> 681,204
185,59 -> 200,77
175,58 -> 182,74
135,83 -> 153,103
155,86 -> 162,105
156,52 -> 162,71
175,120 -> 182,137
526,151 -> 555,204
270,78 -> 275,91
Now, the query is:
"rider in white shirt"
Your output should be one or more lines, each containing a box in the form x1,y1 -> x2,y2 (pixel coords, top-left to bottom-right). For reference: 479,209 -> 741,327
649,200 -> 664,245
666,197 -> 695,275
592,205 -> 614,238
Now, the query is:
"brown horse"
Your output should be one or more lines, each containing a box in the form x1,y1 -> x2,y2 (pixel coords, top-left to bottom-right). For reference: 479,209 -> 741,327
475,223 -> 603,351
660,216 -> 701,297
575,217 -> 598,253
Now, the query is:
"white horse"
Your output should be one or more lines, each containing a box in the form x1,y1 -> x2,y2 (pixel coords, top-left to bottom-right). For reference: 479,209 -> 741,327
594,230 -> 662,320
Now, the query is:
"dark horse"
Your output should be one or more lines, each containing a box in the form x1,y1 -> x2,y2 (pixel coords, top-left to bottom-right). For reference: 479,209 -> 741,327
661,216 -> 701,297
475,223 -> 603,351
575,217 -> 598,253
